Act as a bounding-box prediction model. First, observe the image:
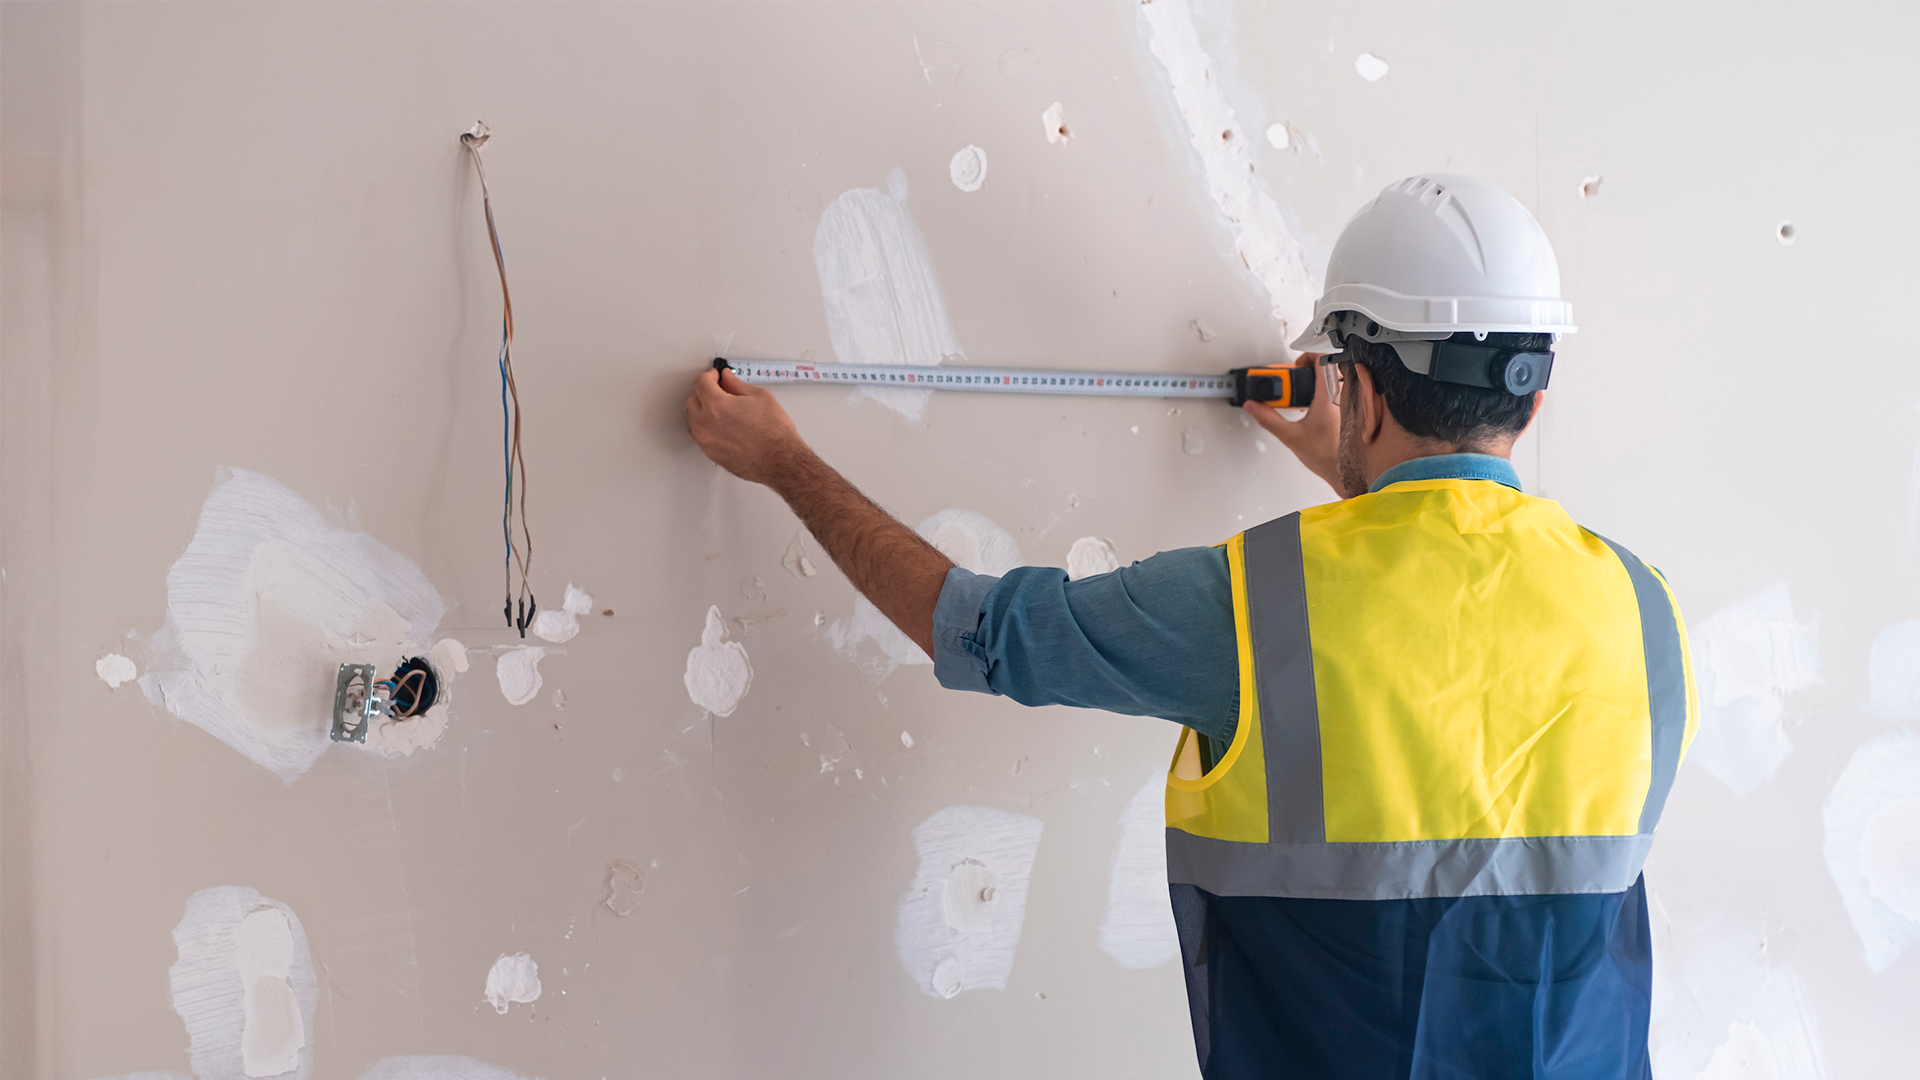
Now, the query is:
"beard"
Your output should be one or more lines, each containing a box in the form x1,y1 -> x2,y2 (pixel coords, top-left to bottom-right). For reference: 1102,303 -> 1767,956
1336,405 -> 1369,498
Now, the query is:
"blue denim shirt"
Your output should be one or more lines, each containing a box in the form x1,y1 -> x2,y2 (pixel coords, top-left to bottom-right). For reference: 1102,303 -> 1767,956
930,454 -> 1525,742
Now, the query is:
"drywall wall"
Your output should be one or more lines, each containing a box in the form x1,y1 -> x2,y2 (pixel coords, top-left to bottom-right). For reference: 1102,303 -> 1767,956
4,2 -> 1919,1077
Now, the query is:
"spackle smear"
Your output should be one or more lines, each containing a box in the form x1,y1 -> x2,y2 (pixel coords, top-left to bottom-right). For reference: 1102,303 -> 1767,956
896,805 -> 1044,998
1100,776 -> 1180,969
234,908 -> 305,1077
1823,730 -> 1920,971
1685,583 -> 1820,795
1265,123 -> 1290,150
1649,915 -> 1830,1080
1867,617 -> 1920,720
483,953 -> 541,1015
170,886 -> 316,1080
1138,0 -> 1318,348
684,606 -> 752,717
814,168 -> 963,421
1354,53 -> 1389,81
781,535 -> 818,578
140,469 -> 445,781
948,145 -> 988,192
430,638 -> 469,674
495,647 -> 546,707
1188,317 -> 1218,343
1066,537 -> 1122,581
828,510 -> 1020,678
1042,102 -> 1072,144
1182,428 -> 1206,455
364,703 -> 449,757
357,1058 -> 536,1080
97,653 -> 138,689
901,730 -> 915,749
604,860 -> 644,916
530,610 -> 577,644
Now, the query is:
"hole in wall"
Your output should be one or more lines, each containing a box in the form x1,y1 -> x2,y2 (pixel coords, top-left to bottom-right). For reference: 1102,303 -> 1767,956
1778,220 -> 1797,245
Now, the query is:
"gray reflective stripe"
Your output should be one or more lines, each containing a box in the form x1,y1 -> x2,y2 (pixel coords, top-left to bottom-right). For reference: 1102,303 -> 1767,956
1165,828 -> 1655,900
1241,514 -> 1324,843
1593,533 -> 1689,835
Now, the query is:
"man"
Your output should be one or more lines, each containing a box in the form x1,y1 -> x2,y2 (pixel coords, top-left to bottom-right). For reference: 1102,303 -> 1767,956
685,174 -> 1696,1079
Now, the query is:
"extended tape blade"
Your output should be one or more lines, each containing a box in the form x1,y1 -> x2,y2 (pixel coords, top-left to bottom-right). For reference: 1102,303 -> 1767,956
717,358 -> 1236,399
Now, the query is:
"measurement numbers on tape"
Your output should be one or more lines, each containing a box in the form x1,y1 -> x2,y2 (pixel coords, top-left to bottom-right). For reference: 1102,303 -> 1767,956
713,357 -> 1313,408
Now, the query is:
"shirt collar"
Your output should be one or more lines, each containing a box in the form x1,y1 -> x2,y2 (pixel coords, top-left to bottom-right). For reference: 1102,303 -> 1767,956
1368,453 -> 1523,494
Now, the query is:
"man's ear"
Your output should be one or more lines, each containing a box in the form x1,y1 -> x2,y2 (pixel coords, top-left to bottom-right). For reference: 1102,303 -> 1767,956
1352,363 -> 1387,445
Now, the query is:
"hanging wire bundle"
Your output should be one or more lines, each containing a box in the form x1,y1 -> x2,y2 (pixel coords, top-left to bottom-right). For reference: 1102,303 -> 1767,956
461,122 -> 537,635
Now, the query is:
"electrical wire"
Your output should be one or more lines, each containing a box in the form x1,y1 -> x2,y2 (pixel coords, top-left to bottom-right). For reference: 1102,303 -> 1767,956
461,122 -> 537,635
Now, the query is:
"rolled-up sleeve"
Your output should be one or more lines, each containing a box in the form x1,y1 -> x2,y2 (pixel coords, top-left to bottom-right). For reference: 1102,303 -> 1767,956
929,546 -> 1239,742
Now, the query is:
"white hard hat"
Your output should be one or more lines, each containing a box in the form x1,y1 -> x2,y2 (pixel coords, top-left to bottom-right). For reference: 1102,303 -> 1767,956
1289,174 -> 1575,355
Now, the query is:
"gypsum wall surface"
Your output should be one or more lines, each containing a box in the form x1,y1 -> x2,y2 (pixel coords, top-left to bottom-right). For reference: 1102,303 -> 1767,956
3,2 -> 1918,1079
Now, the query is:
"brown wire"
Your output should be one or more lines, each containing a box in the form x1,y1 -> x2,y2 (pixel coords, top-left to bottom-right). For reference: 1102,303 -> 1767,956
463,125 -> 537,624
389,669 -> 429,719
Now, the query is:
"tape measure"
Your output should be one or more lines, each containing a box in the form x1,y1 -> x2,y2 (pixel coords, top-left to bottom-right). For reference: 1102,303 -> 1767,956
713,357 -> 1313,408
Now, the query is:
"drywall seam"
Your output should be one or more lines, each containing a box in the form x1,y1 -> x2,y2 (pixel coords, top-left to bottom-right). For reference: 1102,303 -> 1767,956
1099,775 -> 1180,969
1137,0 -> 1319,350
895,805 -> 1044,998
357,1058 -> 537,1080
169,886 -> 317,1080
139,468 -> 445,781
812,168 -> 963,420
1823,730 -> 1920,971
826,510 -> 1020,678
1684,583 -> 1821,795
684,606 -> 752,716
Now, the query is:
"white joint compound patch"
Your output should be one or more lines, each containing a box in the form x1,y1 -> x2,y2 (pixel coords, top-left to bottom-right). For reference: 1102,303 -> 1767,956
139,469 -> 445,781
1650,916 -> 1830,1080
1041,102 -> 1072,144
604,860 -> 644,917
483,953 -> 541,1015
1099,776 -> 1180,969
430,638 -> 469,675
1867,617 -> 1920,720
948,145 -> 988,192
684,606 -> 752,717
532,584 -> 594,643
1066,537 -> 1122,581
781,535 -> 818,578
97,652 -> 138,689
827,510 -> 1020,678
814,168 -> 964,421
1354,52 -> 1390,82
1823,730 -> 1920,971
357,1058 -> 535,1080
1685,583 -> 1821,796
363,703 -> 449,757
1137,0 -> 1318,349
88,1073 -> 193,1079
896,805 -> 1044,998
495,646 -> 546,707
169,886 -> 316,1080
233,909 -> 304,1077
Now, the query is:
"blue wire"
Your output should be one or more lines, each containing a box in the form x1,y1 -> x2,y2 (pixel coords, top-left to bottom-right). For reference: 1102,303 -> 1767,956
500,327 -> 512,595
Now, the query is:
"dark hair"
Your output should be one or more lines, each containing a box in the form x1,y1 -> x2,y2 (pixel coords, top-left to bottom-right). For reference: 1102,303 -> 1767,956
1343,332 -> 1548,448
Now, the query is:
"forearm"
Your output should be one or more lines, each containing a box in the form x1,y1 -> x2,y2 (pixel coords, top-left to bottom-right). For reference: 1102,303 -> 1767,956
766,447 -> 952,657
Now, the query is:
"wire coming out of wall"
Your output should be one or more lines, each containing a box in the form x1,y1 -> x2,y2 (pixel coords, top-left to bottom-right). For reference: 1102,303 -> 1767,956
461,122 -> 537,636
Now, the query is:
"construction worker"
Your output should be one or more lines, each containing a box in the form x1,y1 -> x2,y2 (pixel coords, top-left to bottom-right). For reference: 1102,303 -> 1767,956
684,174 -> 1696,1079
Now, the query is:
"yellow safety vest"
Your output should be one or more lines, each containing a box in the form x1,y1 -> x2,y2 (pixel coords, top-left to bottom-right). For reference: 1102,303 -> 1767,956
1160,476 -> 1697,1077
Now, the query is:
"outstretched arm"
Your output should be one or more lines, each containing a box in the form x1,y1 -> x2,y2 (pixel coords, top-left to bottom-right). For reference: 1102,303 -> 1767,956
683,368 -> 952,656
